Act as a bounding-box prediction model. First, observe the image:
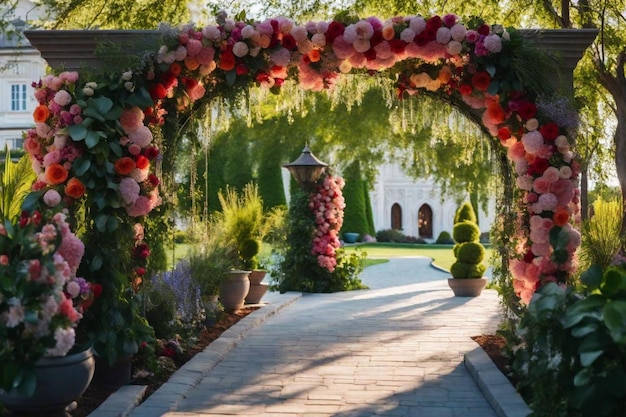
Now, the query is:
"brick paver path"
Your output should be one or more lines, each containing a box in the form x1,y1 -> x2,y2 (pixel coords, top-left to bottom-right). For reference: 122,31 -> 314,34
161,257 -> 502,417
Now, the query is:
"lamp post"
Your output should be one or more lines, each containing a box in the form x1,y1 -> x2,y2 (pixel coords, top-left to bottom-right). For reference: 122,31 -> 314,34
283,145 -> 328,188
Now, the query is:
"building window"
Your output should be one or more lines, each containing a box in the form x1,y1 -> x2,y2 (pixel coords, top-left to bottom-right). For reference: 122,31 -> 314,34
418,204 -> 433,238
11,84 -> 27,111
5,137 -> 24,149
391,203 -> 402,230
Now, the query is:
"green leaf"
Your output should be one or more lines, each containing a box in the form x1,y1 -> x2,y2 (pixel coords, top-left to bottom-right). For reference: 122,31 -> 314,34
73,158 -> 91,176
562,295 -> 604,328
68,124 -> 88,141
95,213 -> 108,231
487,80 -> 500,95
82,107 -> 105,122
601,269 -> 626,296
571,323 -> 598,338
574,368 -> 591,387
580,350 -> 603,366
90,96 -> 114,115
123,340 -> 139,356
603,301 -> 626,344
225,70 -> 236,86
109,141 -> 123,157
85,130 -> 101,149
485,64 -> 496,76
104,105 -> 123,121
91,255 -> 103,271
581,264 -> 604,289
16,368 -> 36,397
107,216 -> 119,232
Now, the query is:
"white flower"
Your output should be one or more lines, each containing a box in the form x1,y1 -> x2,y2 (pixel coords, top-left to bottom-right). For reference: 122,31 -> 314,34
241,25 -> 256,39
232,41 -> 249,58
436,27 -> 451,44
409,16 -> 426,34
45,327 -> 76,357
121,71 -> 133,81
124,81 -> 135,92
82,87 -> 94,96
5,299 -> 25,327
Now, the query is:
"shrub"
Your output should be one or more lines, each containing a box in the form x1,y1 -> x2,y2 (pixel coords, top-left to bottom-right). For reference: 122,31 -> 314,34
453,221 -> 480,243
436,231 -> 454,244
454,201 -> 477,224
376,228 -> 405,243
450,261 -> 486,279
580,198 -> 623,271
457,242 -> 486,263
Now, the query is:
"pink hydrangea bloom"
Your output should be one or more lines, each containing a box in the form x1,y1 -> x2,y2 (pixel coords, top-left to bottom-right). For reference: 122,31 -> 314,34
119,177 -> 140,205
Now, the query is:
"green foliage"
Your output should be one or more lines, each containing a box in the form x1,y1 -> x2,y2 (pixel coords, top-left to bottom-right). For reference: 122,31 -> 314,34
436,231 -> 454,244
188,232 -> 234,299
580,198 -> 623,271
271,189 -> 367,293
340,161 -> 369,236
143,279 -> 176,339
453,221 -> 480,243
0,151 -> 36,224
510,263 -> 626,417
376,228 -> 405,243
362,180 -> 376,236
457,242 -> 486,264
450,261 -> 487,279
454,201 -> 478,224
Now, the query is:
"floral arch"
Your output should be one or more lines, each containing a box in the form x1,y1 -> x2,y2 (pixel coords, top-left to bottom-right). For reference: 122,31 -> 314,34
24,12 -> 596,327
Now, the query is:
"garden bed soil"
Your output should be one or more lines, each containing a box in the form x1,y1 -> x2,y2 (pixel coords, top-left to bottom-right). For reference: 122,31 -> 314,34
70,307 -> 258,417
65,317 -> 509,417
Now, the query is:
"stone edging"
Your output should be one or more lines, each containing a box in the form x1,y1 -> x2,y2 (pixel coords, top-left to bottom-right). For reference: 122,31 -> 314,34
464,343 -> 532,417
88,292 -> 302,417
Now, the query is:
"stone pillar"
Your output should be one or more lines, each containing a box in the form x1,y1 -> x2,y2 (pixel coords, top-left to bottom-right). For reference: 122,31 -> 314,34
520,29 -> 598,96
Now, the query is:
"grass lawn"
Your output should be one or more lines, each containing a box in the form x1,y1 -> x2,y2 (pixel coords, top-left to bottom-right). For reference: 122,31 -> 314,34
168,242 -> 492,273
345,242 -> 493,272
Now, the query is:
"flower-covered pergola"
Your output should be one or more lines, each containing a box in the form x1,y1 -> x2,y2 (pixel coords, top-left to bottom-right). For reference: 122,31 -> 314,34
24,13 -> 595,339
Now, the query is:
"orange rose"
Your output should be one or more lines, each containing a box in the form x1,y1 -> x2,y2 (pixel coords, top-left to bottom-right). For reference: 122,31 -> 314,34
45,164 -> 69,185
114,157 -> 136,175
33,105 -> 50,123
218,50 -> 236,71
553,208 -> 570,227
308,50 -> 321,63
65,177 -> 86,199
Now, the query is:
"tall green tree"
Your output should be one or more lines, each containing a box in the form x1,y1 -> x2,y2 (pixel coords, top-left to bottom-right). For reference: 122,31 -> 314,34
340,161 -> 369,237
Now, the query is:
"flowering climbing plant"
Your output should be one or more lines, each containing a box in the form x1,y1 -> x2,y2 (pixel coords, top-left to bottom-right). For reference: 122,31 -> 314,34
30,11 -> 581,313
309,175 -> 346,272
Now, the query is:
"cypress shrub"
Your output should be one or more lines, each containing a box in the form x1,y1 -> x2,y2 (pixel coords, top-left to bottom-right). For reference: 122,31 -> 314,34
340,161 -> 369,236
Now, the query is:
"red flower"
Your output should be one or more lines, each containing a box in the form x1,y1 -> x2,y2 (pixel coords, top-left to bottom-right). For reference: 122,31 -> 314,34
326,21 -> 345,43
281,33 -> 297,50
364,48 -> 377,61
517,102 -> 537,120
539,123 -> 560,142
148,174 -> 160,187
161,347 -> 175,358
528,157 -> 549,175
459,84 -> 473,96
236,64 -> 249,76
133,243 -> 150,259
135,267 -> 146,276
161,73 -> 178,90
426,15 -> 443,31
218,50 -> 236,71
553,208 -> 570,226
477,24 -> 490,36
389,39 -> 406,54
135,155 -> 149,170
114,157 -> 136,175
370,30 -> 384,47
169,62 -> 182,77
149,83 -> 167,100
144,146 -> 159,160
91,283 -> 103,299
471,71 -> 491,91
497,126 -> 512,140
65,177 -> 86,199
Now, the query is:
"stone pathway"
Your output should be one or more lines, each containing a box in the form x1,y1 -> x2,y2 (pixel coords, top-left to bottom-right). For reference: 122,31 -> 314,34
123,257 -> 509,417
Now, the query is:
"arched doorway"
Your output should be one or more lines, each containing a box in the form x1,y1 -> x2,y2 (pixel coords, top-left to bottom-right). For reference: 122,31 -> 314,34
418,204 -> 433,238
391,203 -> 402,230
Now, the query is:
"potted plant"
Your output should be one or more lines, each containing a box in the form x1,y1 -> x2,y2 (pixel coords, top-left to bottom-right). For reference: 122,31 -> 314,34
0,207 -> 99,414
447,216 -> 488,297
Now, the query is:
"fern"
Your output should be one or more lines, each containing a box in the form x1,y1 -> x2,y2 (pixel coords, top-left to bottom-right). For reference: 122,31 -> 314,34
580,198 -> 624,270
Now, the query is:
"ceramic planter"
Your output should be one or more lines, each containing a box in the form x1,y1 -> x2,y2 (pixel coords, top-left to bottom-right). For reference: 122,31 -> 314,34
447,278 -> 488,297
220,270 -> 250,313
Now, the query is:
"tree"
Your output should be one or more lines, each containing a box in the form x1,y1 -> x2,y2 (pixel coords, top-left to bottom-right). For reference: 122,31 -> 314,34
340,161 -> 369,237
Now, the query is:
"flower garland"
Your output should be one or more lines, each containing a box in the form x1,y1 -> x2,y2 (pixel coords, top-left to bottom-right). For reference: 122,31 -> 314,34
29,11 -> 581,306
26,72 -> 161,220
309,175 -> 346,272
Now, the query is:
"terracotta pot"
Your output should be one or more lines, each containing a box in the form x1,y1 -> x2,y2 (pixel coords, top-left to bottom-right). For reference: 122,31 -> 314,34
447,278 -> 488,297
245,282 -> 269,304
220,270 -> 250,313
248,270 -> 267,286
0,348 -> 95,417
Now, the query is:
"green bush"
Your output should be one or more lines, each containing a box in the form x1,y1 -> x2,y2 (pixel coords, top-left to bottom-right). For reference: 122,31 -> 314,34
436,231 -> 454,244
580,198 -> 623,271
376,228 -> 405,243
453,221 -> 480,243
457,242 -> 486,264
450,261 -> 487,279
510,263 -> 626,417
454,201 -> 477,224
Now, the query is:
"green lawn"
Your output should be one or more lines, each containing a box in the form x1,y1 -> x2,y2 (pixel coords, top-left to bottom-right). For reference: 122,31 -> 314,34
168,242 -> 492,272
345,243 -> 493,272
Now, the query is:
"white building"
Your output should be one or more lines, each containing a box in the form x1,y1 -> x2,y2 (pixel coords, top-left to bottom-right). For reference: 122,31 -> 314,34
370,162 -> 495,241
0,0 -> 46,151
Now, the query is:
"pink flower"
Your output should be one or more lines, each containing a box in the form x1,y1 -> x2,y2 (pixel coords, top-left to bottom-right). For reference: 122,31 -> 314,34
120,106 -> 145,134
53,90 -> 72,106
516,175 -> 533,191
538,193 -> 558,212
450,24 -> 467,41
119,177 -> 140,205
43,189 -> 62,207
465,30 -> 479,43
126,196 -> 152,217
522,131 -> 543,154
532,177 -> 551,194
129,125 -> 153,148
483,34 -> 502,52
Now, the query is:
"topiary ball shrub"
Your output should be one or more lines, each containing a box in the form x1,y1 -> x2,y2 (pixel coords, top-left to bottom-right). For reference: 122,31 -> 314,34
450,261 -> 487,279
436,231 -> 454,244
457,242 -> 486,264
453,221 -> 480,243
